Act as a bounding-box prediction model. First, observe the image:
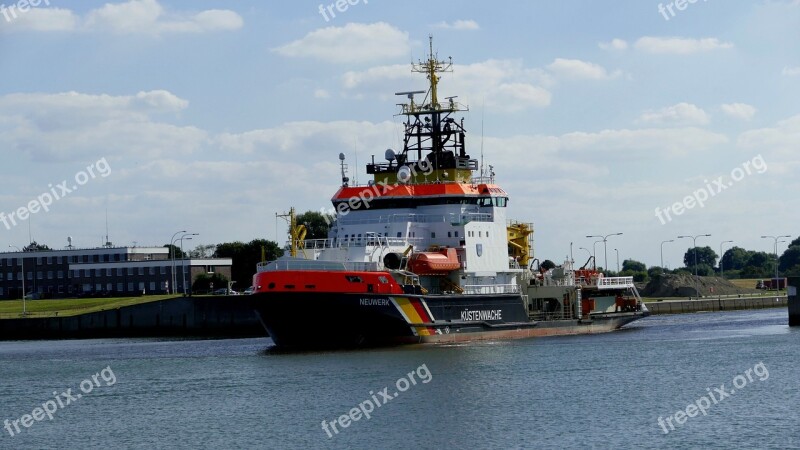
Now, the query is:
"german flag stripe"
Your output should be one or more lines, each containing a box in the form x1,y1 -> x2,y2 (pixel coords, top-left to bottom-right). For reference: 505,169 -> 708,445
393,297 -> 436,337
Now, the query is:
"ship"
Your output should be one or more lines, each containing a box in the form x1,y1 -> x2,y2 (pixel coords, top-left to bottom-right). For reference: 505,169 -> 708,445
251,38 -> 649,349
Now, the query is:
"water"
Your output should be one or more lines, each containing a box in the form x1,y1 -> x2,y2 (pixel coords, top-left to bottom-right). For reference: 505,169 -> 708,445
1,309 -> 798,449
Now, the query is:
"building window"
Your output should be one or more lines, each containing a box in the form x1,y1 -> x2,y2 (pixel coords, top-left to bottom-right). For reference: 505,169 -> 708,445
0,287 -> 3,296
455,231 -> 459,237
128,267 -> 134,276
58,271 -> 63,279
117,283 -> 123,292
138,267 -> 144,276
160,266 -> 166,275
47,271 -> 53,280
138,282 -> 145,291
99,269 -> 105,277
149,282 -> 156,291
36,257 -> 42,265
106,283 -> 112,292
149,267 -> 155,276
127,282 -> 134,292
36,272 -> 42,280
431,232 -> 436,238
96,284 -> 102,291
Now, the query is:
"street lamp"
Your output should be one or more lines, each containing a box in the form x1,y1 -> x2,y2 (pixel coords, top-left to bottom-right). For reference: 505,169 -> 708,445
169,230 -> 186,295
614,248 -> 620,273
719,240 -> 733,278
587,233 -> 623,273
660,239 -> 674,269
8,245 -> 26,316
678,234 -> 711,298
761,235 -> 790,290
180,233 -> 198,295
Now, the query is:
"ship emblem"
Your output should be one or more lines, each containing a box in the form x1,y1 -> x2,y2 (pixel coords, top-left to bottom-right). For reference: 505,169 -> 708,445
476,243 -> 483,257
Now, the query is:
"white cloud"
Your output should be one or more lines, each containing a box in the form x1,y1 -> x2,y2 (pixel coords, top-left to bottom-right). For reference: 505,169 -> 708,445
598,39 -> 628,51
434,20 -> 480,31
0,90 -> 203,162
314,89 -> 331,99
273,22 -> 410,64
634,37 -> 734,54
0,7 -> 78,32
738,114 -> 800,158
721,103 -> 757,121
341,59 -> 552,112
782,66 -> 800,76
637,103 -> 710,126
546,58 -> 621,80
1,0 -> 242,34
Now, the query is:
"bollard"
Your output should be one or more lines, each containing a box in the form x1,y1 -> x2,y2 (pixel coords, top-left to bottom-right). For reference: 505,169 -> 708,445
789,277 -> 799,327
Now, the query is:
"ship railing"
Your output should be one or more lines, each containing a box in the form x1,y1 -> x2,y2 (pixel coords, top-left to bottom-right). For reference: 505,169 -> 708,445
337,213 -> 492,226
257,259 -> 380,272
527,311 -> 576,321
463,284 -> 520,295
339,214 -> 450,225
288,237 -> 423,250
470,176 -> 495,185
594,276 -> 635,289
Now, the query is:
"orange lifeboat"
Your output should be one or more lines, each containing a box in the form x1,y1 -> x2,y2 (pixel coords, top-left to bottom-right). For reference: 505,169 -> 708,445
407,248 -> 460,275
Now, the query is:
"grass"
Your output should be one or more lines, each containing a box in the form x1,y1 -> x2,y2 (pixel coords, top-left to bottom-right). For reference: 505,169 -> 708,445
0,295 -> 177,319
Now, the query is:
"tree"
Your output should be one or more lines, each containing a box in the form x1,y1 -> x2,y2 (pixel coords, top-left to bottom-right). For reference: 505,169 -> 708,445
163,244 -> 185,259
721,247 -> 750,271
745,251 -> 774,269
683,247 -> 717,271
189,244 -> 216,258
214,239 -> 283,289
192,273 -> 229,293
779,245 -> 800,272
296,211 -> 333,240
648,267 -> 665,278
622,259 -> 646,272
25,241 -> 50,251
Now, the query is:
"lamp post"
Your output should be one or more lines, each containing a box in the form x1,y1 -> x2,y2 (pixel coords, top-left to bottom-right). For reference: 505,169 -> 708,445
678,234 -> 711,298
660,239 -> 674,269
8,245 -> 25,316
170,230 -> 186,295
614,248 -> 620,273
761,235 -> 790,290
719,240 -> 733,278
180,233 -> 198,295
587,233 -> 623,273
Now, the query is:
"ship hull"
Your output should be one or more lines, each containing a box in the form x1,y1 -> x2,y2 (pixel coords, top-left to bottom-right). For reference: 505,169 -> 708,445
251,291 -> 647,349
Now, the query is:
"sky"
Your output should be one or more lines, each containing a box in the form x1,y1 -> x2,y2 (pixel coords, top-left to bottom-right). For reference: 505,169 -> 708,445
0,0 -> 798,269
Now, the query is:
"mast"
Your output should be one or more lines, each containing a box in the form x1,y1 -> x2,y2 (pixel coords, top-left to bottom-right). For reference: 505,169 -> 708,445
366,36 -> 476,184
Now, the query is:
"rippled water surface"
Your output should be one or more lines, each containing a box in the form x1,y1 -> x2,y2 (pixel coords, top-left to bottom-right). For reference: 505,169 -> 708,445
1,308 -> 798,449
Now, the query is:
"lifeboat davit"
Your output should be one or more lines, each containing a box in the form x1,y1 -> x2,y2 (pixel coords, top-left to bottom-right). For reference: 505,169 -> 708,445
407,248 -> 460,275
